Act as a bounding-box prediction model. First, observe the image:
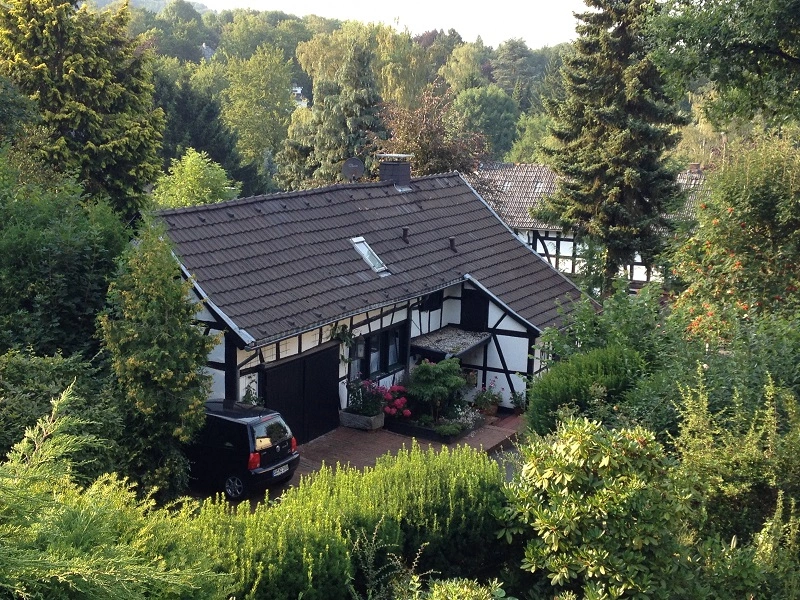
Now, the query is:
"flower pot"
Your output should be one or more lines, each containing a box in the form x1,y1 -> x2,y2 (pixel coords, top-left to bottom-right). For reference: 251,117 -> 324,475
480,404 -> 498,417
339,410 -> 385,431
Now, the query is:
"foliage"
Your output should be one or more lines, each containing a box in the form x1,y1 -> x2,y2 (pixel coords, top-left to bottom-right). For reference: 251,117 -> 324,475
221,43 -> 295,188
0,0 -> 165,219
674,373 -> 800,543
472,377 -> 503,411
451,84 -> 519,159
540,0 -> 687,294
406,358 -> 467,422
652,0 -> 800,124
526,344 -> 645,435
492,38 -> 536,111
541,281 -> 670,367
98,220 -> 215,500
380,83 -> 488,176
0,388 -> 228,599
501,417 -> 690,599
0,349 -> 120,482
151,56 -> 257,194
187,442 -> 504,598
670,136 -> 800,342
0,74 -> 35,143
152,147 -> 241,208
438,41 -> 492,94
278,31 -> 385,189
0,151 -> 129,356
152,0 -> 210,62
504,112 -> 554,164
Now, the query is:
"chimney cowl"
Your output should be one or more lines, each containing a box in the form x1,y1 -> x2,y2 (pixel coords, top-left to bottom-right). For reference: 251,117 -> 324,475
402,227 -> 409,243
449,236 -> 457,252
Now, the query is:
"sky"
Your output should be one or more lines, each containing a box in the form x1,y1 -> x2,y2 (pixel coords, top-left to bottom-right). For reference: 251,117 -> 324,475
197,0 -> 587,49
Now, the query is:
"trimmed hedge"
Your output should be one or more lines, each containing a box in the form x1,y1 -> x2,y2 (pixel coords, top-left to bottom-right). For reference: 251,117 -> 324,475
527,344 -> 645,435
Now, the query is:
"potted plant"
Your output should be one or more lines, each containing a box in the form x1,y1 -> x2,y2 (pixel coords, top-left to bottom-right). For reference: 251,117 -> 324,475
511,390 -> 528,415
339,379 -> 388,430
472,378 -> 502,416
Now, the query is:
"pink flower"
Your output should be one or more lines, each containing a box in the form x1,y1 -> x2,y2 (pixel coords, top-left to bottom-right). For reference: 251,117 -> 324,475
395,397 -> 407,408
388,407 -> 397,416
384,406 -> 392,414
402,409 -> 411,418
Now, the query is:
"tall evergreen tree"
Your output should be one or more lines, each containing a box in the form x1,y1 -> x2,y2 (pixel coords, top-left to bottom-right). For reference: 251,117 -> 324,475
0,0 -> 164,220
540,0 -> 686,294
277,36 -> 385,188
99,220 -> 215,500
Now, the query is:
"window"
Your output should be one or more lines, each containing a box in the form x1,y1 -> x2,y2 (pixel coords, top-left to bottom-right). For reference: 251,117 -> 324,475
350,323 -> 408,379
351,236 -> 388,273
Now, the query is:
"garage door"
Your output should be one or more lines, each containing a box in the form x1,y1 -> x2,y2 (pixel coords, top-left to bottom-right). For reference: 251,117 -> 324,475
261,344 -> 340,444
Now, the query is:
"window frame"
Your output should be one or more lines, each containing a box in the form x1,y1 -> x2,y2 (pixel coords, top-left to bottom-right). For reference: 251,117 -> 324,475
350,323 -> 408,380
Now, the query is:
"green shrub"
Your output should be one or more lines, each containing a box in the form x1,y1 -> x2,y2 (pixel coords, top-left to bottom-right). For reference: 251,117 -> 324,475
186,442 -> 506,599
406,358 -> 466,422
527,344 -> 645,434
0,349 -> 121,482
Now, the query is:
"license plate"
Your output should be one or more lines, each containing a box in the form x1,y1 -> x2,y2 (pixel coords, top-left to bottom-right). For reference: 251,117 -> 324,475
272,464 -> 289,477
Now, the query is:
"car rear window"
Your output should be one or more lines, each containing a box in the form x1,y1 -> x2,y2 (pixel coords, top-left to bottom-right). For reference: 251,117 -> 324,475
253,417 -> 291,451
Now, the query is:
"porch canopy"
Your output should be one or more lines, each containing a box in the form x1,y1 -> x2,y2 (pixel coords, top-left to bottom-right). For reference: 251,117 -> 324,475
410,326 -> 491,362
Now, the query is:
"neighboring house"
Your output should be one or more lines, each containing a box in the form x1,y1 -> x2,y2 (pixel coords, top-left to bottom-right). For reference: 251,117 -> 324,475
156,162 -> 585,443
472,162 -> 708,283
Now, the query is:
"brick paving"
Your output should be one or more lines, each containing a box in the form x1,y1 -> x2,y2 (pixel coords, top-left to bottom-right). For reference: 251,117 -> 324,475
294,412 -> 526,478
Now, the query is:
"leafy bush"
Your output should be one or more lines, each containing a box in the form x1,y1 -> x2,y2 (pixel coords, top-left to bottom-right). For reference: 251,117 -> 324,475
526,344 -> 645,434
501,417 -> 691,599
406,358 -> 467,422
0,349 -> 121,481
674,373 -> 800,542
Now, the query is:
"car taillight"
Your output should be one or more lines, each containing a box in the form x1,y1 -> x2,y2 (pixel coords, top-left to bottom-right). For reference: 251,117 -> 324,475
291,436 -> 297,452
247,452 -> 260,470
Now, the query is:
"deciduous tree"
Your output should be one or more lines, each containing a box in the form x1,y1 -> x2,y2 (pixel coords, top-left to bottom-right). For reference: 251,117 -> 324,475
152,147 -> 240,208
652,0 -> 800,124
451,84 -> 518,159
381,84 -> 487,176
671,136 -> 800,341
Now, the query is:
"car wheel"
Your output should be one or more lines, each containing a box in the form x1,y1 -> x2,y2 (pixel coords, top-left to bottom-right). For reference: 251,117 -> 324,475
223,474 -> 247,500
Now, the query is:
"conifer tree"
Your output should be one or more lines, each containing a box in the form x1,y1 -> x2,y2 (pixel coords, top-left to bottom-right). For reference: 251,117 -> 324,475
0,0 -> 164,220
99,220 -> 215,500
277,36 -> 385,188
540,0 -> 685,294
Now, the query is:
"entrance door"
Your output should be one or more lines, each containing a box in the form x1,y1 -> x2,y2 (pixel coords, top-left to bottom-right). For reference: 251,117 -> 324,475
262,344 -> 340,444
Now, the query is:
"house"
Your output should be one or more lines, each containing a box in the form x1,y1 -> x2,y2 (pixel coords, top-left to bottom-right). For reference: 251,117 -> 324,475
156,162 -> 585,443
471,162 -> 708,283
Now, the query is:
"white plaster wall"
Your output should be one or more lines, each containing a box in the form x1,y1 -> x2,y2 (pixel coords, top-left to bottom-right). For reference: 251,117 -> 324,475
206,367 -> 225,400
208,335 -> 225,363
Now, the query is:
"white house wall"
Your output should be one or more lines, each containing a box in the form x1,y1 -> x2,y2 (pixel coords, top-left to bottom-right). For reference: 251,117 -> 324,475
194,279 -> 541,410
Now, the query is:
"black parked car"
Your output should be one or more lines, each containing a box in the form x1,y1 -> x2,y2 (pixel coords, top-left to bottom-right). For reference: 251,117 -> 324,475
188,401 -> 300,500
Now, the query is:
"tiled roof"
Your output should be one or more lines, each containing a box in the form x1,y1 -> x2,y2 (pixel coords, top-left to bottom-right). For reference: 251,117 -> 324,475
470,163 -> 558,229
471,162 -> 709,230
156,172 -> 584,349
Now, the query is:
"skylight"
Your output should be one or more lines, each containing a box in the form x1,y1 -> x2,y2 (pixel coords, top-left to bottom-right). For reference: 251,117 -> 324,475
351,236 -> 389,274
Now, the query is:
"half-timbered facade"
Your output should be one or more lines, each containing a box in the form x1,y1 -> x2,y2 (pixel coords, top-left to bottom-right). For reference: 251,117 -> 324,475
157,167 -> 584,443
472,162 -> 708,284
